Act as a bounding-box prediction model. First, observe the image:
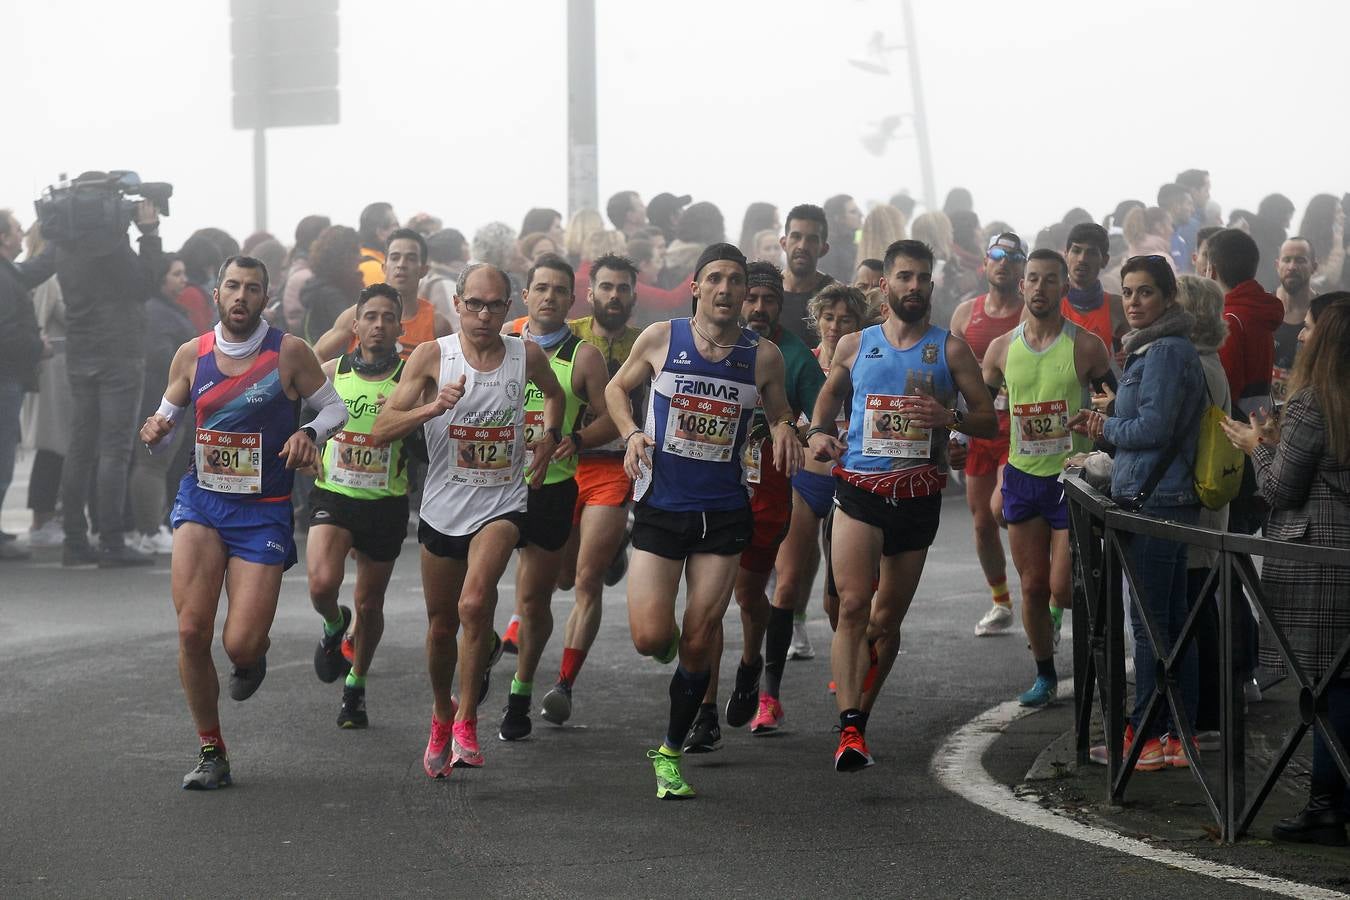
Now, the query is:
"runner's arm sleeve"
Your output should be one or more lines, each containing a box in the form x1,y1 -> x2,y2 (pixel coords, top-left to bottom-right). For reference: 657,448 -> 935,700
303,380 -> 348,442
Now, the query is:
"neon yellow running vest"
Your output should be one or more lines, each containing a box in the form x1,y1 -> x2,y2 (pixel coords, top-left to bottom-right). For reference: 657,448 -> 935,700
317,355 -> 409,499
1005,321 -> 1090,477
521,330 -> 585,485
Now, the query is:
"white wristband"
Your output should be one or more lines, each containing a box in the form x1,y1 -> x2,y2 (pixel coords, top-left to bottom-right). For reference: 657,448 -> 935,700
156,397 -> 185,424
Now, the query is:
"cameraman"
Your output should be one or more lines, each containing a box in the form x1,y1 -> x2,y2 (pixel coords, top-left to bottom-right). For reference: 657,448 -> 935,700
0,209 -> 56,560
55,186 -> 163,566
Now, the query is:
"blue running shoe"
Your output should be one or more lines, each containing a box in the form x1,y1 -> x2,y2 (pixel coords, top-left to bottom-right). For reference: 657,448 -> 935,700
1017,675 -> 1057,708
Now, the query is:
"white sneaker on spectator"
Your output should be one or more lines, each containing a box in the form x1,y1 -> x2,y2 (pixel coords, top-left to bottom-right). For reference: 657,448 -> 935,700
27,521 -> 64,549
787,622 -> 815,660
148,526 -> 174,554
975,603 -> 1014,636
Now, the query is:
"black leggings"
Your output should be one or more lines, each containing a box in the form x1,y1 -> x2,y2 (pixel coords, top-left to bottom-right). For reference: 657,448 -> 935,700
27,449 -> 64,514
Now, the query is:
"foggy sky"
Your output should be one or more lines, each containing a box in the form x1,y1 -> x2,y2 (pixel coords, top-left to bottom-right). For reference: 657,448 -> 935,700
7,0 -> 1347,247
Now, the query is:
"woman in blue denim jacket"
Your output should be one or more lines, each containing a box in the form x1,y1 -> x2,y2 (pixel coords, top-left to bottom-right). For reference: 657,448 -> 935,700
1073,255 -> 1205,770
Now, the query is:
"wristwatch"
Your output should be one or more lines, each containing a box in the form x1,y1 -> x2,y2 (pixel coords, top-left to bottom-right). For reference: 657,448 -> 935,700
300,425 -> 318,443
546,426 -> 563,444
950,408 -> 965,430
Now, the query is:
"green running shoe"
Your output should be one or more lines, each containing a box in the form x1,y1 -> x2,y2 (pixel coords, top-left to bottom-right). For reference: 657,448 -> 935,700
647,747 -> 695,800
654,625 -> 681,665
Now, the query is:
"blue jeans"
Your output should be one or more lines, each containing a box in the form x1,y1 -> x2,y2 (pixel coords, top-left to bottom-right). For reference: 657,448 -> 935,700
0,378 -> 23,521
1128,504 -> 1201,737
61,361 -> 143,548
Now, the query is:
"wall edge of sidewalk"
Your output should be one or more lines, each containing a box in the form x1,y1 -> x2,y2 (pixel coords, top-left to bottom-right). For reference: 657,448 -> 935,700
931,682 -> 1349,900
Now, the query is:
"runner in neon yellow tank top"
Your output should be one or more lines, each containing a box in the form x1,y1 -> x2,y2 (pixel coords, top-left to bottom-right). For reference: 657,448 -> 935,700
305,284 -> 416,729
499,255 -> 616,741
981,249 -> 1113,710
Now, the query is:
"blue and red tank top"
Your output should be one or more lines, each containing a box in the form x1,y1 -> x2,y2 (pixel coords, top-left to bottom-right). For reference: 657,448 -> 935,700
634,318 -> 760,512
189,327 -> 299,501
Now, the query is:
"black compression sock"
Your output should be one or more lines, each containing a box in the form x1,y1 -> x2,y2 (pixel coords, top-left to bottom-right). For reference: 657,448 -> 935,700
764,606 -> 794,696
1036,657 -> 1058,681
666,667 -> 712,749
840,708 -> 865,734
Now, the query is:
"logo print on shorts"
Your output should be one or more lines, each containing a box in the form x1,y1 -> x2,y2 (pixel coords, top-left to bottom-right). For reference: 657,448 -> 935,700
921,343 -> 939,364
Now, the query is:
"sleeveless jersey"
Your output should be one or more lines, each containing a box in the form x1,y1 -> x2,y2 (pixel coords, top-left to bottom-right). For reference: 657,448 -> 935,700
839,324 -> 956,497
570,315 -> 643,458
1061,293 -> 1116,353
189,327 -> 298,501
316,355 -> 409,500
420,334 -> 528,536
963,293 -> 1023,362
515,328 -> 585,485
347,297 -> 439,360
634,318 -> 760,512
1005,321 -> 1091,477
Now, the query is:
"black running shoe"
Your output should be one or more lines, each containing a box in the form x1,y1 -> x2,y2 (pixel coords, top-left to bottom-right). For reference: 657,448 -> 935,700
337,685 -> 368,729
603,529 -> 631,587
478,631 -> 504,704
682,705 -> 722,753
499,692 -> 532,741
540,680 -> 573,725
228,654 -> 267,701
182,744 -> 232,790
314,606 -> 353,683
724,658 -> 763,728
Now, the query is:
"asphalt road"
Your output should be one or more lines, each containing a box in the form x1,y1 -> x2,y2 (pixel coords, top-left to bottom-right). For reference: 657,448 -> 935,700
0,475 -> 1291,898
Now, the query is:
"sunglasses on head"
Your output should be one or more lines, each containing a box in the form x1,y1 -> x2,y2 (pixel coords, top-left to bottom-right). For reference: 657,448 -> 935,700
1126,254 -> 1169,264
987,247 -> 1026,263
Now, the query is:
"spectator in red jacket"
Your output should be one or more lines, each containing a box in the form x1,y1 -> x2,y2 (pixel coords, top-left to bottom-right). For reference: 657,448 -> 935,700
1205,228 -> 1284,418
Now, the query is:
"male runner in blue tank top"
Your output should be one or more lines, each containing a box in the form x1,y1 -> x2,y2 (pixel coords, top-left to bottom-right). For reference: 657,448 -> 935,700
807,239 -> 997,771
604,243 -> 803,800
139,256 -> 350,790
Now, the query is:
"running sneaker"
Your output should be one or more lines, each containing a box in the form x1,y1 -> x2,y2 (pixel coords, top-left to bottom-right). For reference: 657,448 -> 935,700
337,685 -> 368,729
604,528 -> 631,587
750,694 -> 784,735
26,520 -> 63,549
540,680 -> 573,725
647,748 -> 695,800
1196,730 -> 1221,752
228,655 -> 267,701
182,743 -> 232,790
682,706 -> 721,754
724,659 -> 763,728
502,618 -> 520,656
478,631 -> 504,704
1162,732 -> 1196,768
654,624 -> 681,665
975,603 -> 1014,636
499,693 -> 532,741
1088,723 -> 1165,772
787,621 -> 815,660
340,634 -> 355,665
1017,675 -> 1058,708
827,680 -> 837,695
424,716 -> 454,778
145,526 -> 175,555
833,725 -> 874,772
452,719 -> 485,768
314,606 -> 354,683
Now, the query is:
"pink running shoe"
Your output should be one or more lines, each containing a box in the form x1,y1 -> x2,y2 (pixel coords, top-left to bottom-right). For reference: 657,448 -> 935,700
750,694 -> 784,735
452,719 -> 484,768
423,717 -> 454,778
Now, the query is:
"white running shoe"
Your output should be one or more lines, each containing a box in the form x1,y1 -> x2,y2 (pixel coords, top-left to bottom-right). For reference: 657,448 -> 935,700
147,526 -> 174,554
975,603 -> 1014,636
787,621 -> 815,660
27,520 -> 64,549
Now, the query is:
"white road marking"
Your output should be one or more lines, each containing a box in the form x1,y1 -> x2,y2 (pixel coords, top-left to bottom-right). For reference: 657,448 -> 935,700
932,684 -> 1347,900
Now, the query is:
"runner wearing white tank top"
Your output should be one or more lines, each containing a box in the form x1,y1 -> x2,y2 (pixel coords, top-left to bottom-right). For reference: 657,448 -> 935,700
371,263 -> 564,780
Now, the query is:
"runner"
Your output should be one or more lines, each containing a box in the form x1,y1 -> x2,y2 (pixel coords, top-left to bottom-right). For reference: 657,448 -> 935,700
604,242 -> 802,799
497,254 -> 614,740
539,253 -> 644,726
949,232 -> 1026,637
683,260 -> 824,751
807,238 -> 997,771
981,249 -> 1112,706
313,228 -> 453,362
306,283 -> 414,729
370,263 -> 564,778
138,255 -> 350,789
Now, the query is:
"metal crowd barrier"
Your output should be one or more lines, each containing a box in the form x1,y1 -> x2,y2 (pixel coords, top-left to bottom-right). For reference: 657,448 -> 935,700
1065,473 -> 1350,843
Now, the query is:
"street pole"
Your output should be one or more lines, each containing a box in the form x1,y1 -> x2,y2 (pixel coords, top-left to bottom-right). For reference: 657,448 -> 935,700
567,0 -> 598,217
253,127 -> 268,232
901,0 -> 937,211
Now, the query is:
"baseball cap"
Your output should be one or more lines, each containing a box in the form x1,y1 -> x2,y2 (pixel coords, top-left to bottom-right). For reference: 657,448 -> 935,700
647,193 -> 692,227
986,231 -> 1026,257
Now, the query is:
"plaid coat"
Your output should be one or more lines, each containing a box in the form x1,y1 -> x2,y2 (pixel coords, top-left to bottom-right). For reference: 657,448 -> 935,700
1253,389 -> 1350,680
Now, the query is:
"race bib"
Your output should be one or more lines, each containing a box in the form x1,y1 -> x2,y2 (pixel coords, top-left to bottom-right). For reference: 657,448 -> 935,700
664,393 -> 741,462
743,441 -> 762,484
328,430 -> 391,490
449,424 -> 515,486
523,410 -> 544,446
862,394 -> 931,459
1271,365 -> 1292,405
1013,400 -> 1072,457
195,429 -> 262,494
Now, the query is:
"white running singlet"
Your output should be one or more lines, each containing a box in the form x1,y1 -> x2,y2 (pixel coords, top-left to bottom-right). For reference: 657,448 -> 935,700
420,334 -> 528,537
